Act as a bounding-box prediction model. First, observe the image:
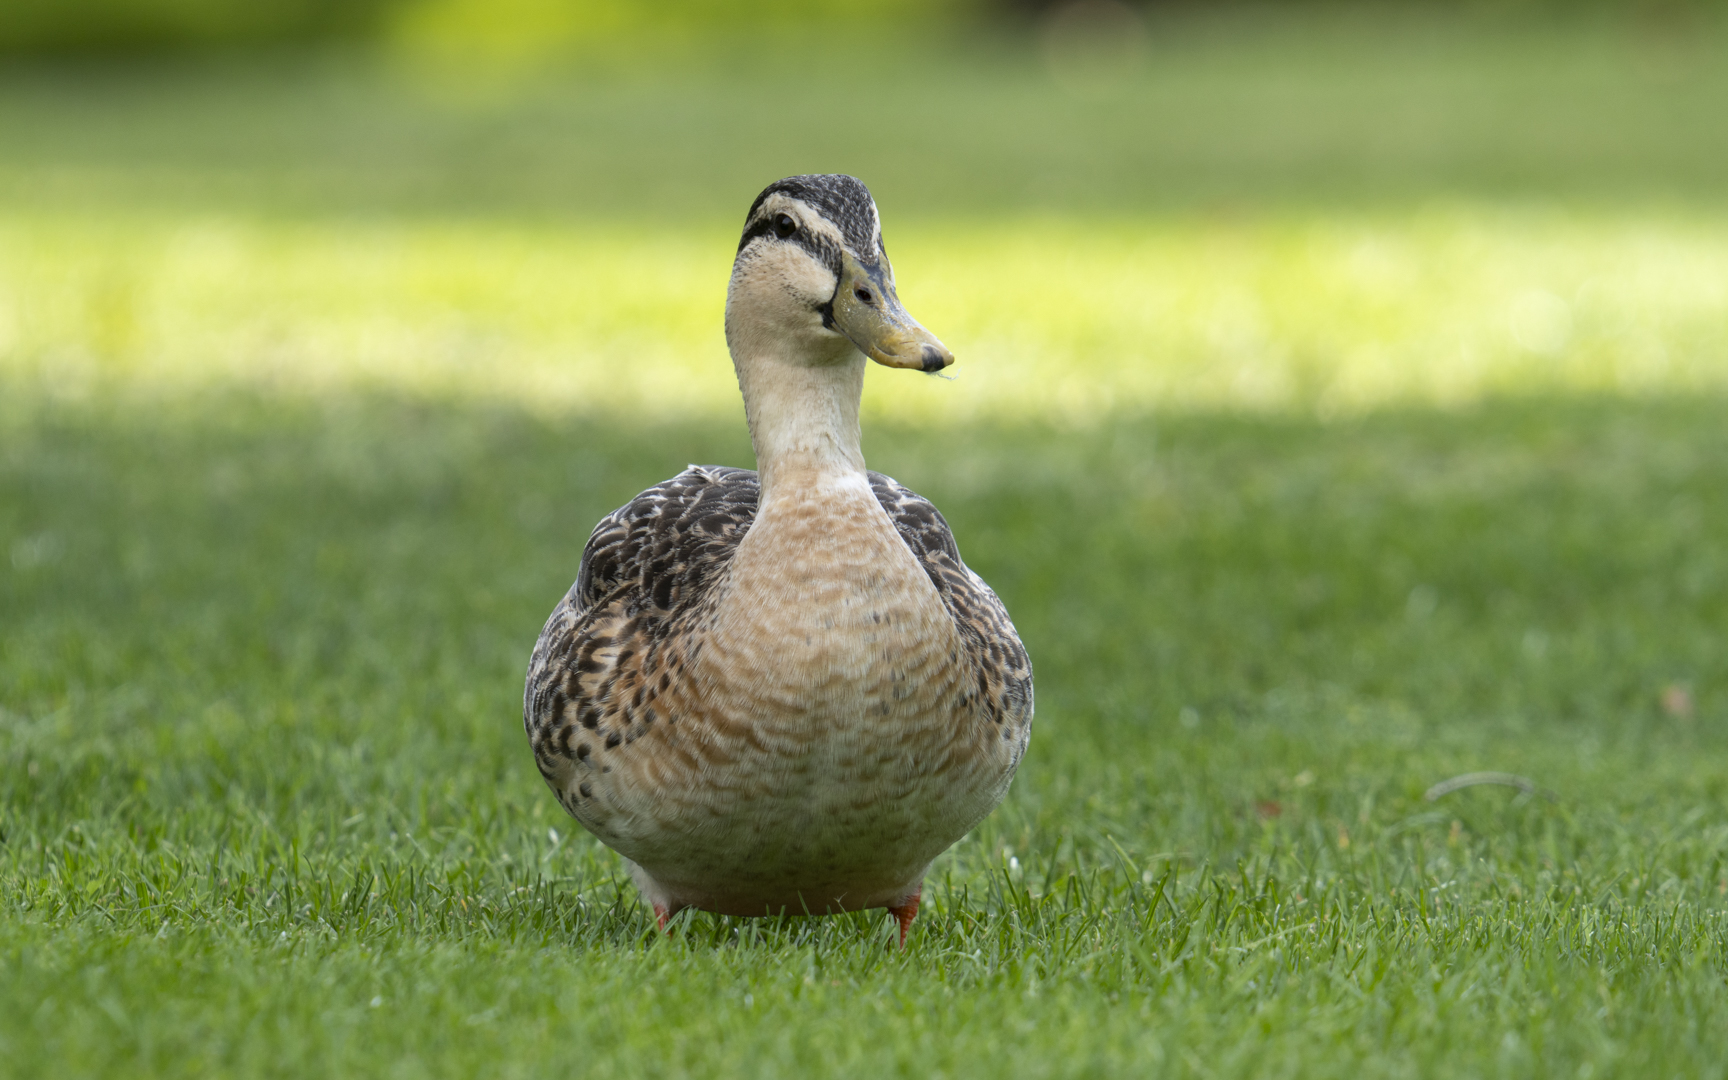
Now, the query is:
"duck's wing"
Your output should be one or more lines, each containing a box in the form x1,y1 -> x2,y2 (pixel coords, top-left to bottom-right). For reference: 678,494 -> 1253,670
569,464 -> 759,620
525,465 -> 759,787
868,472 -> 1035,741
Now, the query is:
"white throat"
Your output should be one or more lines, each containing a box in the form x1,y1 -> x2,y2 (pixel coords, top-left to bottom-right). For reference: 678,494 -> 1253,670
734,344 -> 867,499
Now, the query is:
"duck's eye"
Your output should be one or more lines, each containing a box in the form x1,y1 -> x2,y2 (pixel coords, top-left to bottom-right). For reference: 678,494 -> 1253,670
854,287 -> 874,305
773,213 -> 797,239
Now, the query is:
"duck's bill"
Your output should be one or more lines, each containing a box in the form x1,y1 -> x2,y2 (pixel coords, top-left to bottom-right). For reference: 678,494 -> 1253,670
831,252 -> 954,372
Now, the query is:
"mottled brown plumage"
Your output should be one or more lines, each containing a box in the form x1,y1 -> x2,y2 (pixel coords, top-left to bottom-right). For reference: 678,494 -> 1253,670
523,175 -> 1033,939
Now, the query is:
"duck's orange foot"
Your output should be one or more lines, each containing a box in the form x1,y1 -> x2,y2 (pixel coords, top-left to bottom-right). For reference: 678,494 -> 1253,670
653,904 -> 671,934
887,890 -> 921,948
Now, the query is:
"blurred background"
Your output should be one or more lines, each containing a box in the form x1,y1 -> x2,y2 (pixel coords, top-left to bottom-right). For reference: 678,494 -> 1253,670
2,0 -> 1726,419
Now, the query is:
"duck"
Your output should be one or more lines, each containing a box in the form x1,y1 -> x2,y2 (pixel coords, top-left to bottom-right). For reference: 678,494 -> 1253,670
523,174 -> 1033,944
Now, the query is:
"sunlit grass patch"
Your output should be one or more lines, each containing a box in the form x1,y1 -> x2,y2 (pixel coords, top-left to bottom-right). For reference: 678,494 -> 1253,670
4,204 -> 1726,423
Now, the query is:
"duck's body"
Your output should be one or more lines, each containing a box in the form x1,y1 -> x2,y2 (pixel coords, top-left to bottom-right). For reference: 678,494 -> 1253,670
524,175 -> 1032,937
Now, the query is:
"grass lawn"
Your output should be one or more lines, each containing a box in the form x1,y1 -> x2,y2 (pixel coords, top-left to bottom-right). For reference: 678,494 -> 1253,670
5,9 -> 1728,1077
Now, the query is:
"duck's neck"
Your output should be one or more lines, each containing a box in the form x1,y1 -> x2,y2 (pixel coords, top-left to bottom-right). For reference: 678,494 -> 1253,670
733,344 -> 869,502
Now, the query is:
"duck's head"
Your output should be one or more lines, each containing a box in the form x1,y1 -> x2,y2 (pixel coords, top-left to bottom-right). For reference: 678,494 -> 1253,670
726,174 -> 953,374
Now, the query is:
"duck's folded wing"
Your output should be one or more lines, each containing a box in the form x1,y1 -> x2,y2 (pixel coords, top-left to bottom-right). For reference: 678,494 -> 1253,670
572,464 -> 760,617
868,472 -> 1034,737
525,465 -> 760,760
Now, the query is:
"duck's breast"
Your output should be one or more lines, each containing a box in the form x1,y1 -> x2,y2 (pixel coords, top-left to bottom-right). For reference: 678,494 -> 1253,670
605,476 -> 1008,909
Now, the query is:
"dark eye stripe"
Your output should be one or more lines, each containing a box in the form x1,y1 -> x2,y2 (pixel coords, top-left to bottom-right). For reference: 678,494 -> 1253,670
736,216 -> 778,252
736,213 -> 814,253
736,217 -> 847,281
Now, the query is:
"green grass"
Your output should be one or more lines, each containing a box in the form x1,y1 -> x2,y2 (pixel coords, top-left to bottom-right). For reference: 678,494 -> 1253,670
6,9 -> 1728,1077
6,393 -> 1728,1077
